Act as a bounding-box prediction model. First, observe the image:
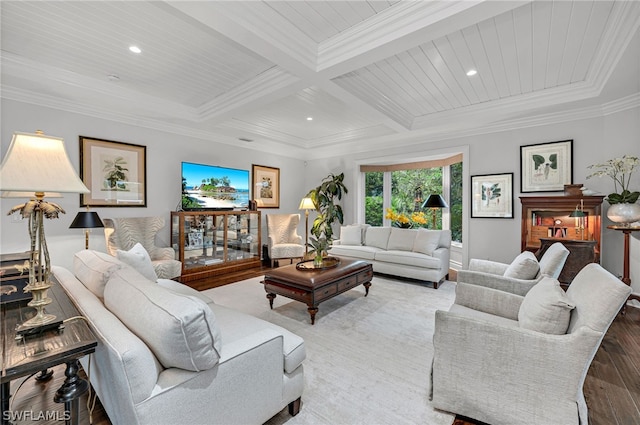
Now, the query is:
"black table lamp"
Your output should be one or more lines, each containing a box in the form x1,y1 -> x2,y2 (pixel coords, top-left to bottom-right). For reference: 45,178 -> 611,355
422,194 -> 448,229
70,209 -> 104,249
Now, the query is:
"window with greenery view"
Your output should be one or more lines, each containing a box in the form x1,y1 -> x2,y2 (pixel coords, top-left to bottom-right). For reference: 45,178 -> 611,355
363,162 -> 462,243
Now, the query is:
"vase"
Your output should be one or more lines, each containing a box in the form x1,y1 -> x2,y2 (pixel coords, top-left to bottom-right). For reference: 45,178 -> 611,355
313,255 -> 323,267
606,203 -> 640,226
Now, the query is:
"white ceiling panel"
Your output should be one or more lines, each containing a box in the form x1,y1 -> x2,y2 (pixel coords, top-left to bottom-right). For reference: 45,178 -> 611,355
1,0 -> 638,157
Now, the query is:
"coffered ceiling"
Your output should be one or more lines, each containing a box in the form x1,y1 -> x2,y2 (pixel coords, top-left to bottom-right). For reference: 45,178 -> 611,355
1,1 -> 639,159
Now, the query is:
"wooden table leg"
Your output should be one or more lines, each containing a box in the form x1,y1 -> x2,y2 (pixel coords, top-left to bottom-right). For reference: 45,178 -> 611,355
266,293 -> 276,309
307,306 -> 318,325
54,359 -> 89,425
363,282 -> 371,296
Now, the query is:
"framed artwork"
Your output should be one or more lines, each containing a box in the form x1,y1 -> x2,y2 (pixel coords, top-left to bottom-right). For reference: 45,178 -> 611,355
520,139 -> 572,192
471,173 -> 514,218
80,136 -> 147,207
252,164 -> 280,208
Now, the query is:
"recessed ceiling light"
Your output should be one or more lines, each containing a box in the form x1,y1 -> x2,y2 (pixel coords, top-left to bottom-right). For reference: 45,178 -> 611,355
306,117 -> 313,121
129,45 -> 142,54
466,69 -> 477,76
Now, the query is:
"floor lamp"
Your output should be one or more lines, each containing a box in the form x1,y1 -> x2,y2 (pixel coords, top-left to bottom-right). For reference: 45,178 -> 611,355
70,207 -> 104,249
0,131 -> 89,333
422,194 -> 448,229
299,197 -> 315,257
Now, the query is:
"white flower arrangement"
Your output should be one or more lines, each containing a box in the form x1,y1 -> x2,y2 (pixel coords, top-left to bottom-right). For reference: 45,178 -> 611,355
586,155 -> 639,204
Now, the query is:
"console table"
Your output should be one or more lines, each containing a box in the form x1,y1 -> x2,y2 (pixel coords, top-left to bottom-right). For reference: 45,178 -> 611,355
607,225 -> 640,312
1,278 -> 97,425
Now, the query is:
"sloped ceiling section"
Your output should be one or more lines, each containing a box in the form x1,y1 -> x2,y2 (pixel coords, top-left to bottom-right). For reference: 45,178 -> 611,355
1,1 -> 639,159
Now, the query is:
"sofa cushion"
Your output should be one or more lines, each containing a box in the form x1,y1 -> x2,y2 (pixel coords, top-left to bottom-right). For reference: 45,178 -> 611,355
518,277 -> 575,334
374,250 -> 442,269
413,229 -> 441,256
387,228 -> 417,251
365,227 -> 391,249
104,267 -> 222,371
504,251 -> 540,280
116,242 -> 158,282
340,225 -> 363,246
328,244 -> 379,260
211,304 -> 305,374
73,249 -> 124,298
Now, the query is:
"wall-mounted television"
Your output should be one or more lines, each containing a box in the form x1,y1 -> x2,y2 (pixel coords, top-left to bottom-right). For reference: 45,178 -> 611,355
181,162 -> 250,210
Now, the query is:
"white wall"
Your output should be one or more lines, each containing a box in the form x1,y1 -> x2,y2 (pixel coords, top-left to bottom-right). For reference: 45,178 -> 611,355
1,100 -> 308,270
307,106 -> 640,293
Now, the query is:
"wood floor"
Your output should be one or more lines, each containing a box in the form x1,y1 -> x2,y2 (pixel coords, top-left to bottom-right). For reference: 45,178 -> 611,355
7,267 -> 639,425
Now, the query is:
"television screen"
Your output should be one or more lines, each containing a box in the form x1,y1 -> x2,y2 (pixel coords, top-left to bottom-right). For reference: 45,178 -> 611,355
181,162 -> 250,210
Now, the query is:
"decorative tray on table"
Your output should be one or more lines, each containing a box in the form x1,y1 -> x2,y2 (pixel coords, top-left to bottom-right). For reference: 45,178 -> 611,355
296,256 -> 341,271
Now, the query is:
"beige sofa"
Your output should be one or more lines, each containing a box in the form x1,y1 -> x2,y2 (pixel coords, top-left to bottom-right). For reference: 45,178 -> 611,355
328,225 -> 451,288
52,249 -> 305,425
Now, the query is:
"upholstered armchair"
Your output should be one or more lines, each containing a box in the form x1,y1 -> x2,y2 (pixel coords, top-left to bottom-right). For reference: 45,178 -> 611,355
104,217 -> 182,279
431,263 -> 631,425
457,242 -> 570,296
266,214 -> 305,267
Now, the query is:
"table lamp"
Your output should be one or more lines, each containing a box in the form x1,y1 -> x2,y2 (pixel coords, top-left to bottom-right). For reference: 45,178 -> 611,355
422,194 -> 448,229
0,131 -> 89,333
569,201 -> 586,240
70,207 -> 104,249
299,197 -> 315,256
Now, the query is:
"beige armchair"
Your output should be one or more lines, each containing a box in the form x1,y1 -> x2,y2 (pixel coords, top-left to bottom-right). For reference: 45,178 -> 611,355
266,214 -> 304,267
431,263 -> 631,425
104,217 -> 182,279
457,242 -> 570,296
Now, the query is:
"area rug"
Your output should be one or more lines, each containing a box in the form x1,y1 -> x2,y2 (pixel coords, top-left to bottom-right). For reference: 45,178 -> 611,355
202,275 -> 457,425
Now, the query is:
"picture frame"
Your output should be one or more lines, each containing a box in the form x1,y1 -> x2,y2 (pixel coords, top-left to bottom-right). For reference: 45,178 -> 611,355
471,173 -> 514,218
520,139 -> 572,192
80,136 -> 147,207
252,164 -> 280,208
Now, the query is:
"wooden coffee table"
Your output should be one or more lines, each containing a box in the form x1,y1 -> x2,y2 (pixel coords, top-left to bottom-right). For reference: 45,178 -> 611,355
263,258 -> 373,324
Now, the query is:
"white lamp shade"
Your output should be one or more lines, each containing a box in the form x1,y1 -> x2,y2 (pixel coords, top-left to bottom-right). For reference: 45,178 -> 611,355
299,197 -> 315,210
1,191 -> 63,198
0,132 -> 89,193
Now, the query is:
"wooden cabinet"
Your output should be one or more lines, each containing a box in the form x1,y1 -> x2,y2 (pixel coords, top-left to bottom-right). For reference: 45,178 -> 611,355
171,211 -> 261,283
521,195 -> 604,285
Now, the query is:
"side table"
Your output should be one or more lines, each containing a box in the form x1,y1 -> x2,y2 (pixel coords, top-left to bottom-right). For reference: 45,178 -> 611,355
1,277 -> 97,425
607,225 -> 640,312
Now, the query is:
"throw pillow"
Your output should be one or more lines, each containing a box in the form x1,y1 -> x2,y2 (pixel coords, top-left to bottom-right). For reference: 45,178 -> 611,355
503,251 -> 540,280
412,229 -> 441,256
73,250 -> 124,298
104,267 -> 222,371
340,225 -> 363,246
365,227 -> 392,249
518,277 -> 575,334
116,242 -> 158,282
387,228 -> 417,251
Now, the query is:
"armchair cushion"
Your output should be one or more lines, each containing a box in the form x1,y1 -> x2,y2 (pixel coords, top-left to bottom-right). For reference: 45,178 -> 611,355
538,242 -> 570,278
104,267 -> 222,372
116,242 -> 158,282
503,251 -> 539,279
73,249 -> 124,298
518,277 -> 575,334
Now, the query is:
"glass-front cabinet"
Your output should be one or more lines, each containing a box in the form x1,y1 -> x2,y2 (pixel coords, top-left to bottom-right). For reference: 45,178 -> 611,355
171,211 -> 261,282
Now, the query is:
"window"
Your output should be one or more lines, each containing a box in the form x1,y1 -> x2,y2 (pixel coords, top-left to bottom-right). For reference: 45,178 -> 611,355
361,157 -> 462,242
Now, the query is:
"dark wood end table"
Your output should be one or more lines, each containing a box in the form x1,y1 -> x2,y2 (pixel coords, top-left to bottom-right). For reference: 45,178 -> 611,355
1,277 -> 97,425
263,258 -> 373,324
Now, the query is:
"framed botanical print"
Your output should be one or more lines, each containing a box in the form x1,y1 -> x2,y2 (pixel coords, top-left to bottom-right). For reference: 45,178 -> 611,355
252,164 -> 280,208
80,136 -> 147,207
520,140 -> 572,192
471,173 -> 514,218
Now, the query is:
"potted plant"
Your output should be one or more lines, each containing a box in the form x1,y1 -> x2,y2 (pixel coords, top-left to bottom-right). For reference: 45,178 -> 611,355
587,155 -> 640,225
306,173 -> 348,264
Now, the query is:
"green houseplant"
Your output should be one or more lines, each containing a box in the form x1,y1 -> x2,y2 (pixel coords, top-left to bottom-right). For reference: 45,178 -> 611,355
587,155 -> 640,225
306,173 -> 348,264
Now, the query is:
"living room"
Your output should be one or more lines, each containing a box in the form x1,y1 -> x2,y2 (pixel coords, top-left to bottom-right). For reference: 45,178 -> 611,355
1,1 -> 639,424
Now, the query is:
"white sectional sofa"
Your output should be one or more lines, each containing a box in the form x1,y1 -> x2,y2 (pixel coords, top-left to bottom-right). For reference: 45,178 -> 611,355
328,225 -> 451,288
52,249 -> 305,425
